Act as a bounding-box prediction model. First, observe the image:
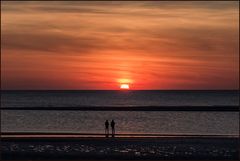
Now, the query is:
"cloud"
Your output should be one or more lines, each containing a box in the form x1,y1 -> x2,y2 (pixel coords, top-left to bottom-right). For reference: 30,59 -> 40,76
2,1 -> 238,57
1,31 -> 109,53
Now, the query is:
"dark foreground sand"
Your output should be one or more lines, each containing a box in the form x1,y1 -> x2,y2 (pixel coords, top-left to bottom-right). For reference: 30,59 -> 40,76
1,135 -> 239,160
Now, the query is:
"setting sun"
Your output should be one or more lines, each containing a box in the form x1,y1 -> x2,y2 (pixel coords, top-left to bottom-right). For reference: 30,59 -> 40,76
120,84 -> 129,89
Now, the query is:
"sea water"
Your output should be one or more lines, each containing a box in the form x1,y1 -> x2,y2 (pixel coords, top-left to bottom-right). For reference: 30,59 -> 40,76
1,110 -> 239,135
1,90 -> 239,107
1,90 -> 239,135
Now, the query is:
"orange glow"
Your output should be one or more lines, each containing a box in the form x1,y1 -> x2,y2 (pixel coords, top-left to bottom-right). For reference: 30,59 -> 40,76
120,84 -> 130,89
1,1 -> 239,90
118,78 -> 132,84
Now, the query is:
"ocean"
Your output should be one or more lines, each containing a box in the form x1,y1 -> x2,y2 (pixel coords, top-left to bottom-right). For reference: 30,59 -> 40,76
1,90 -> 239,135
2,110 -> 239,135
1,90 -> 239,107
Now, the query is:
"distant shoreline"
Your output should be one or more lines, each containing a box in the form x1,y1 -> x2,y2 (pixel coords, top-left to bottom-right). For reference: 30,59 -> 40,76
1,106 -> 239,111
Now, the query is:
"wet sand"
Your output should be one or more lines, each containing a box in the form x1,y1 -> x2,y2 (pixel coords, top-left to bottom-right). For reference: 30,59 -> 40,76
1,134 -> 239,160
2,132 -> 238,138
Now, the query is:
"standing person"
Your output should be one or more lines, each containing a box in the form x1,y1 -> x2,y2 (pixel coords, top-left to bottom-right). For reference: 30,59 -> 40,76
111,120 -> 115,137
105,120 -> 109,137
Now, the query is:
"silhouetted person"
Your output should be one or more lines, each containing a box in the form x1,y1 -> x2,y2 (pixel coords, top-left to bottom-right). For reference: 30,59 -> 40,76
105,120 -> 109,137
111,120 -> 115,137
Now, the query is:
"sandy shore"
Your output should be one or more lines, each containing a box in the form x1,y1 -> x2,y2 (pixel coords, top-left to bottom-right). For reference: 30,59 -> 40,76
1,135 -> 239,160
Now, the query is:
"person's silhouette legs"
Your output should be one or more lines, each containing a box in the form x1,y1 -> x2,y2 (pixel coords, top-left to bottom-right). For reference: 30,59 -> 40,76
111,120 -> 115,137
105,120 -> 109,137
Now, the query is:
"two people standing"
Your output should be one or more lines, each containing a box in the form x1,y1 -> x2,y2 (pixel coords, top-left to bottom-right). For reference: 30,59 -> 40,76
105,120 -> 115,137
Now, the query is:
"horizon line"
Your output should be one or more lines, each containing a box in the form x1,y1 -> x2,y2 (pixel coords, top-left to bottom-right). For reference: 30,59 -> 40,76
1,89 -> 239,91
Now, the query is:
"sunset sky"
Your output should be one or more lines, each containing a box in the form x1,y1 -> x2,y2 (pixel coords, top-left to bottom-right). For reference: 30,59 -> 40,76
1,1 -> 239,90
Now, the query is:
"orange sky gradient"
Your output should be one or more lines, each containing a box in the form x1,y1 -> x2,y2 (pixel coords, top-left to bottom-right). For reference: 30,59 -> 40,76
1,1 -> 239,90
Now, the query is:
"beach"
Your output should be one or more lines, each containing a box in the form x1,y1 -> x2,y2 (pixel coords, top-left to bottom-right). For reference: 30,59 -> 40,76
1,134 -> 239,160
1,90 -> 239,161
